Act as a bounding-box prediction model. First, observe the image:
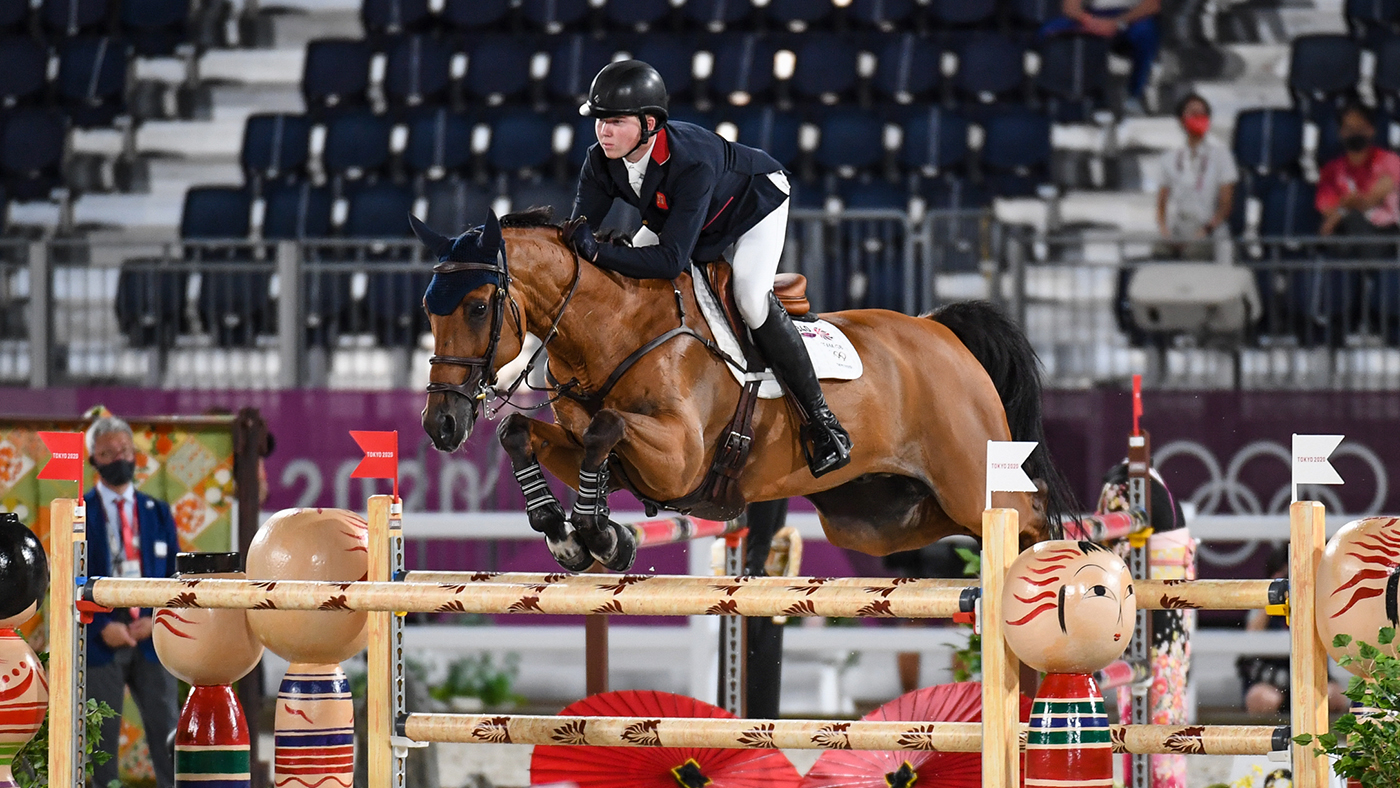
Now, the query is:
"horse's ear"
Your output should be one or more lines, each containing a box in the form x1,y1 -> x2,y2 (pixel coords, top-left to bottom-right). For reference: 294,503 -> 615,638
482,210 -> 503,252
408,213 -> 453,259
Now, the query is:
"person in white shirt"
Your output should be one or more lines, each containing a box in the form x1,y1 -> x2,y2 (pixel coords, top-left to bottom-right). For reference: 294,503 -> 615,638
1156,93 -> 1238,259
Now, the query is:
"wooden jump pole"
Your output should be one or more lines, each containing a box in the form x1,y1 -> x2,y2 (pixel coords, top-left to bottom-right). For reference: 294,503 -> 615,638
1290,500 -> 1330,788
402,572 -> 1277,611
366,495 -> 406,788
48,498 -> 84,788
982,507 -> 1020,788
396,712 -> 1284,755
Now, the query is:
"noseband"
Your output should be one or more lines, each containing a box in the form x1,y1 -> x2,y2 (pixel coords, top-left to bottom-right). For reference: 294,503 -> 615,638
425,246 -> 519,403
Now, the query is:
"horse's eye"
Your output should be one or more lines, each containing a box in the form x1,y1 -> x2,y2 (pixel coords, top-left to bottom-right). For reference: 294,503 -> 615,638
470,302 -> 488,318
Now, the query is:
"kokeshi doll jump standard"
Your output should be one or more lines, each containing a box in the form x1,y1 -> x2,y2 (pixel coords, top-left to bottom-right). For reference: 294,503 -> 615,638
0,513 -> 49,788
245,509 -> 369,788
153,552 -> 265,788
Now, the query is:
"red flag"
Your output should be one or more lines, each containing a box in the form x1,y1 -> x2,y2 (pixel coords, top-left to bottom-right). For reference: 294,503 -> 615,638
1132,373 -> 1143,436
350,430 -> 398,500
38,432 -> 84,482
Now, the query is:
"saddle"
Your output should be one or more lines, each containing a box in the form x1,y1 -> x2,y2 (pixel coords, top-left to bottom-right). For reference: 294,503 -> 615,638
613,263 -> 815,521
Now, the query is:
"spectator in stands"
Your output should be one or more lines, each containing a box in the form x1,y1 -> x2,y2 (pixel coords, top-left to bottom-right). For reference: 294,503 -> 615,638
1317,102 -> 1400,254
1043,0 -> 1160,114
84,416 -> 179,788
1156,93 -> 1237,259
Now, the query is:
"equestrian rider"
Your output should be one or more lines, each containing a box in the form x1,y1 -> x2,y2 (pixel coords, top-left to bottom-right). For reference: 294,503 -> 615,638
562,59 -> 853,478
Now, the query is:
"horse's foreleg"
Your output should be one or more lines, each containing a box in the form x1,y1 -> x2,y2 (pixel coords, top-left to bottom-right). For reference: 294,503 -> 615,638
498,413 -> 593,572
570,409 -> 636,572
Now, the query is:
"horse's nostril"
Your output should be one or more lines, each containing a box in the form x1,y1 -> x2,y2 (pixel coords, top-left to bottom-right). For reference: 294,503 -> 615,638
439,412 -> 456,439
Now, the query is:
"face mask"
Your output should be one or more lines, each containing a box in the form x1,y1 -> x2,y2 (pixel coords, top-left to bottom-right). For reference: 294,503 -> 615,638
94,459 -> 135,487
1182,115 -> 1210,137
1343,133 -> 1371,153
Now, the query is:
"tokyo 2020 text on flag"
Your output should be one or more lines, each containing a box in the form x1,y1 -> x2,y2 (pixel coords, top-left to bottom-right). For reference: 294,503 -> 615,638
1291,433 -> 1344,503
985,440 -> 1038,510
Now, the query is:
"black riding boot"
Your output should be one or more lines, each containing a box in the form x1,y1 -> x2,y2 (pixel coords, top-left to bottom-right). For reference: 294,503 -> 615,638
748,293 -> 852,477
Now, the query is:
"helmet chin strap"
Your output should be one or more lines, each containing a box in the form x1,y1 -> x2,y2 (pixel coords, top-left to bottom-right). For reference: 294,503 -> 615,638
623,114 -> 654,159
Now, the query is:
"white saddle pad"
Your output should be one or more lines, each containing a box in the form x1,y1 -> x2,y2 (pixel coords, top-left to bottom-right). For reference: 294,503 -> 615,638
690,264 -> 863,400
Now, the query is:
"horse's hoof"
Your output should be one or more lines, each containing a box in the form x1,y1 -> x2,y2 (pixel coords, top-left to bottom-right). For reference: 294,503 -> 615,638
588,519 -> 636,573
547,531 -> 594,573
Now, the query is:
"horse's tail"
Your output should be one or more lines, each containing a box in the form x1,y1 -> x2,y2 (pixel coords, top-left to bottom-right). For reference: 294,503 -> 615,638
927,300 -> 1079,536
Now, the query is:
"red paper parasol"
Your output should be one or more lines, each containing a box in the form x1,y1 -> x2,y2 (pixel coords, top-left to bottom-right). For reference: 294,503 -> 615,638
798,682 -> 1033,788
530,690 -> 802,788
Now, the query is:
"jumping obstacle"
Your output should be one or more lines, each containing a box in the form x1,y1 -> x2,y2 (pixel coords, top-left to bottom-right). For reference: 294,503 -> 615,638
44,495 -> 1340,788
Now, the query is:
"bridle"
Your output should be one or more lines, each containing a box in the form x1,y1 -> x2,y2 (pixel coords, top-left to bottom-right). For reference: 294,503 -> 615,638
424,245 -> 519,405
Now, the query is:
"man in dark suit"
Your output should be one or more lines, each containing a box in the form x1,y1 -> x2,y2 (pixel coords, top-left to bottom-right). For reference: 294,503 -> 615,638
84,416 -> 179,788
563,59 -> 852,478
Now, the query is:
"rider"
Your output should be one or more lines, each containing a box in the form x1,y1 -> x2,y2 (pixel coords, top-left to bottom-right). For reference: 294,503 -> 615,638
562,59 -> 852,477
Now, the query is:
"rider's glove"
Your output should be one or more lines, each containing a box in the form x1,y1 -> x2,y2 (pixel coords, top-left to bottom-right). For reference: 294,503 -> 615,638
562,217 -> 599,262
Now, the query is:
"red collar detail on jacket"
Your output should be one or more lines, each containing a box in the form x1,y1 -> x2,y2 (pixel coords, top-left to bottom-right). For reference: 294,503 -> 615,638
651,127 -> 670,165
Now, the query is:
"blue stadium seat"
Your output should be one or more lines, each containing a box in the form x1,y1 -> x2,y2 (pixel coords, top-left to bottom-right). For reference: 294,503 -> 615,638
850,0 -> 915,32
440,0 -> 511,33
181,186 -> 251,242
120,0 -> 188,57
632,35 -> 696,101
509,175 -> 574,219
0,38 -> 49,112
1374,34 -> 1400,113
263,183 -> 334,240
873,33 -> 942,105
606,0 -> 673,32
344,182 -> 416,239
488,110 -> 554,174
920,175 -> 989,209
0,108 -> 67,200
322,109 -> 393,183
790,34 -> 860,105
0,0 -> 28,33
425,177 -> 497,234
706,33 -> 776,105
1035,33 -> 1110,122
954,34 -> 1026,110
815,109 -> 885,175
1345,0 -> 1400,48
929,0 -> 996,27
980,109 -> 1052,197
568,114 -> 597,167
1232,108 -> 1305,180
384,34 -> 454,111
723,106 -> 801,167
346,183 -> 428,346
766,0 -> 833,32
241,113 -> 312,186
302,38 -> 373,117
522,0 -> 590,34
361,0 -> 431,39
1288,34 -> 1361,118
42,0 -> 109,37
899,106 -> 970,176
1008,0 -> 1058,29
837,178 -> 908,209
182,187 -> 268,346
56,36 -> 130,127
1256,180 -> 1358,346
404,108 -> 473,179
666,104 -> 715,128
547,35 -> 616,103
684,0 -> 755,32
465,37 -> 536,104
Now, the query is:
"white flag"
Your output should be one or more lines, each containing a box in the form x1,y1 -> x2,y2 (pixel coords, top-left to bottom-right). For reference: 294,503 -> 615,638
986,440 -> 1039,509
1292,433 -> 1344,503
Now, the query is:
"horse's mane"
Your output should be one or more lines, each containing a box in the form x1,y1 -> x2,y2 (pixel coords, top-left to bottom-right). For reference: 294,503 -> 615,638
501,205 -> 633,247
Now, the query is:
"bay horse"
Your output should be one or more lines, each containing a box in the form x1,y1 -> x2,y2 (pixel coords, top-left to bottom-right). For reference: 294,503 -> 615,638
415,208 -> 1076,573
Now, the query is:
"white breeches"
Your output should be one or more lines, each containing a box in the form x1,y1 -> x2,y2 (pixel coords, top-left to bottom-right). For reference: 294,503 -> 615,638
631,171 -> 792,329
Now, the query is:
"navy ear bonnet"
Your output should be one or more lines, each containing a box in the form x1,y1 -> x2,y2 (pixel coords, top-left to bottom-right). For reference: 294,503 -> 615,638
411,212 -> 507,316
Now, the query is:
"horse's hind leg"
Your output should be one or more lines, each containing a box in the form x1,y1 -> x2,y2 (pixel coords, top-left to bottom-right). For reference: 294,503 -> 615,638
570,409 -> 637,572
498,413 -> 592,572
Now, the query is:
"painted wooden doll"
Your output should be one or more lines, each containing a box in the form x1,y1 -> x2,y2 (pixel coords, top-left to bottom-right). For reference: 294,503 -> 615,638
1316,516 -> 1400,788
153,552 -> 265,788
245,509 -> 368,788
1002,540 -> 1136,788
0,512 -> 50,788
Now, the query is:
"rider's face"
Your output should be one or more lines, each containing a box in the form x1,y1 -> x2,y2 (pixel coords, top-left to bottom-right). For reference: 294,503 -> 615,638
595,115 -> 643,159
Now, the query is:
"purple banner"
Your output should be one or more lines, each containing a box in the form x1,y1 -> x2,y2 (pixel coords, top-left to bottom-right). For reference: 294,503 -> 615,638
4,387 -> 1397,518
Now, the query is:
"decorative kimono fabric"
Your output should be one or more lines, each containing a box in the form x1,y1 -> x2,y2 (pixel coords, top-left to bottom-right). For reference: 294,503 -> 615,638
1025,672 -> 1113,787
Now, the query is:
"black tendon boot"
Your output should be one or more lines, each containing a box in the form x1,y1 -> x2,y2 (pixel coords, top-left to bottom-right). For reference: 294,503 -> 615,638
748,293 -> 852,477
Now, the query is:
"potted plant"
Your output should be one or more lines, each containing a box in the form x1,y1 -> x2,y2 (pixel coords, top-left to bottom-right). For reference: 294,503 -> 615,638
1294,627 -> 1400,786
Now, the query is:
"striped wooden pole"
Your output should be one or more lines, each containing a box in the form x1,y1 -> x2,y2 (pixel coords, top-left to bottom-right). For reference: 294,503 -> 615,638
1290,501 -> 1330,788
85,578 -> 970,619
402,572 -> 1277,612
397,713 -> 1285,755
982,508 -> 1020,788
47,498 -> 82,788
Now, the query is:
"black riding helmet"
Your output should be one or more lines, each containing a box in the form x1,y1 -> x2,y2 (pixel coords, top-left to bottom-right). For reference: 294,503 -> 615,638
579,60 -> 669,151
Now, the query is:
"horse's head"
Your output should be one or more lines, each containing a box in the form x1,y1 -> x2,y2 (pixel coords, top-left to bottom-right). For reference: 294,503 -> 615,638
411,211 -> 525,452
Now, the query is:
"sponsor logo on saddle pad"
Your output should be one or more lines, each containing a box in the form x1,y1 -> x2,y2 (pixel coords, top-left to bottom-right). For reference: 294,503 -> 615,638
690,264 -> 862,400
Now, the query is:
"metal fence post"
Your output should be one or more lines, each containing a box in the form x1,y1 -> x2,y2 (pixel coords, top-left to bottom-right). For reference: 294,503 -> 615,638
1003,232 -> 1028,327
277,241 -> 303,387
801,219 -> 825,313
28,241 -> 50,388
